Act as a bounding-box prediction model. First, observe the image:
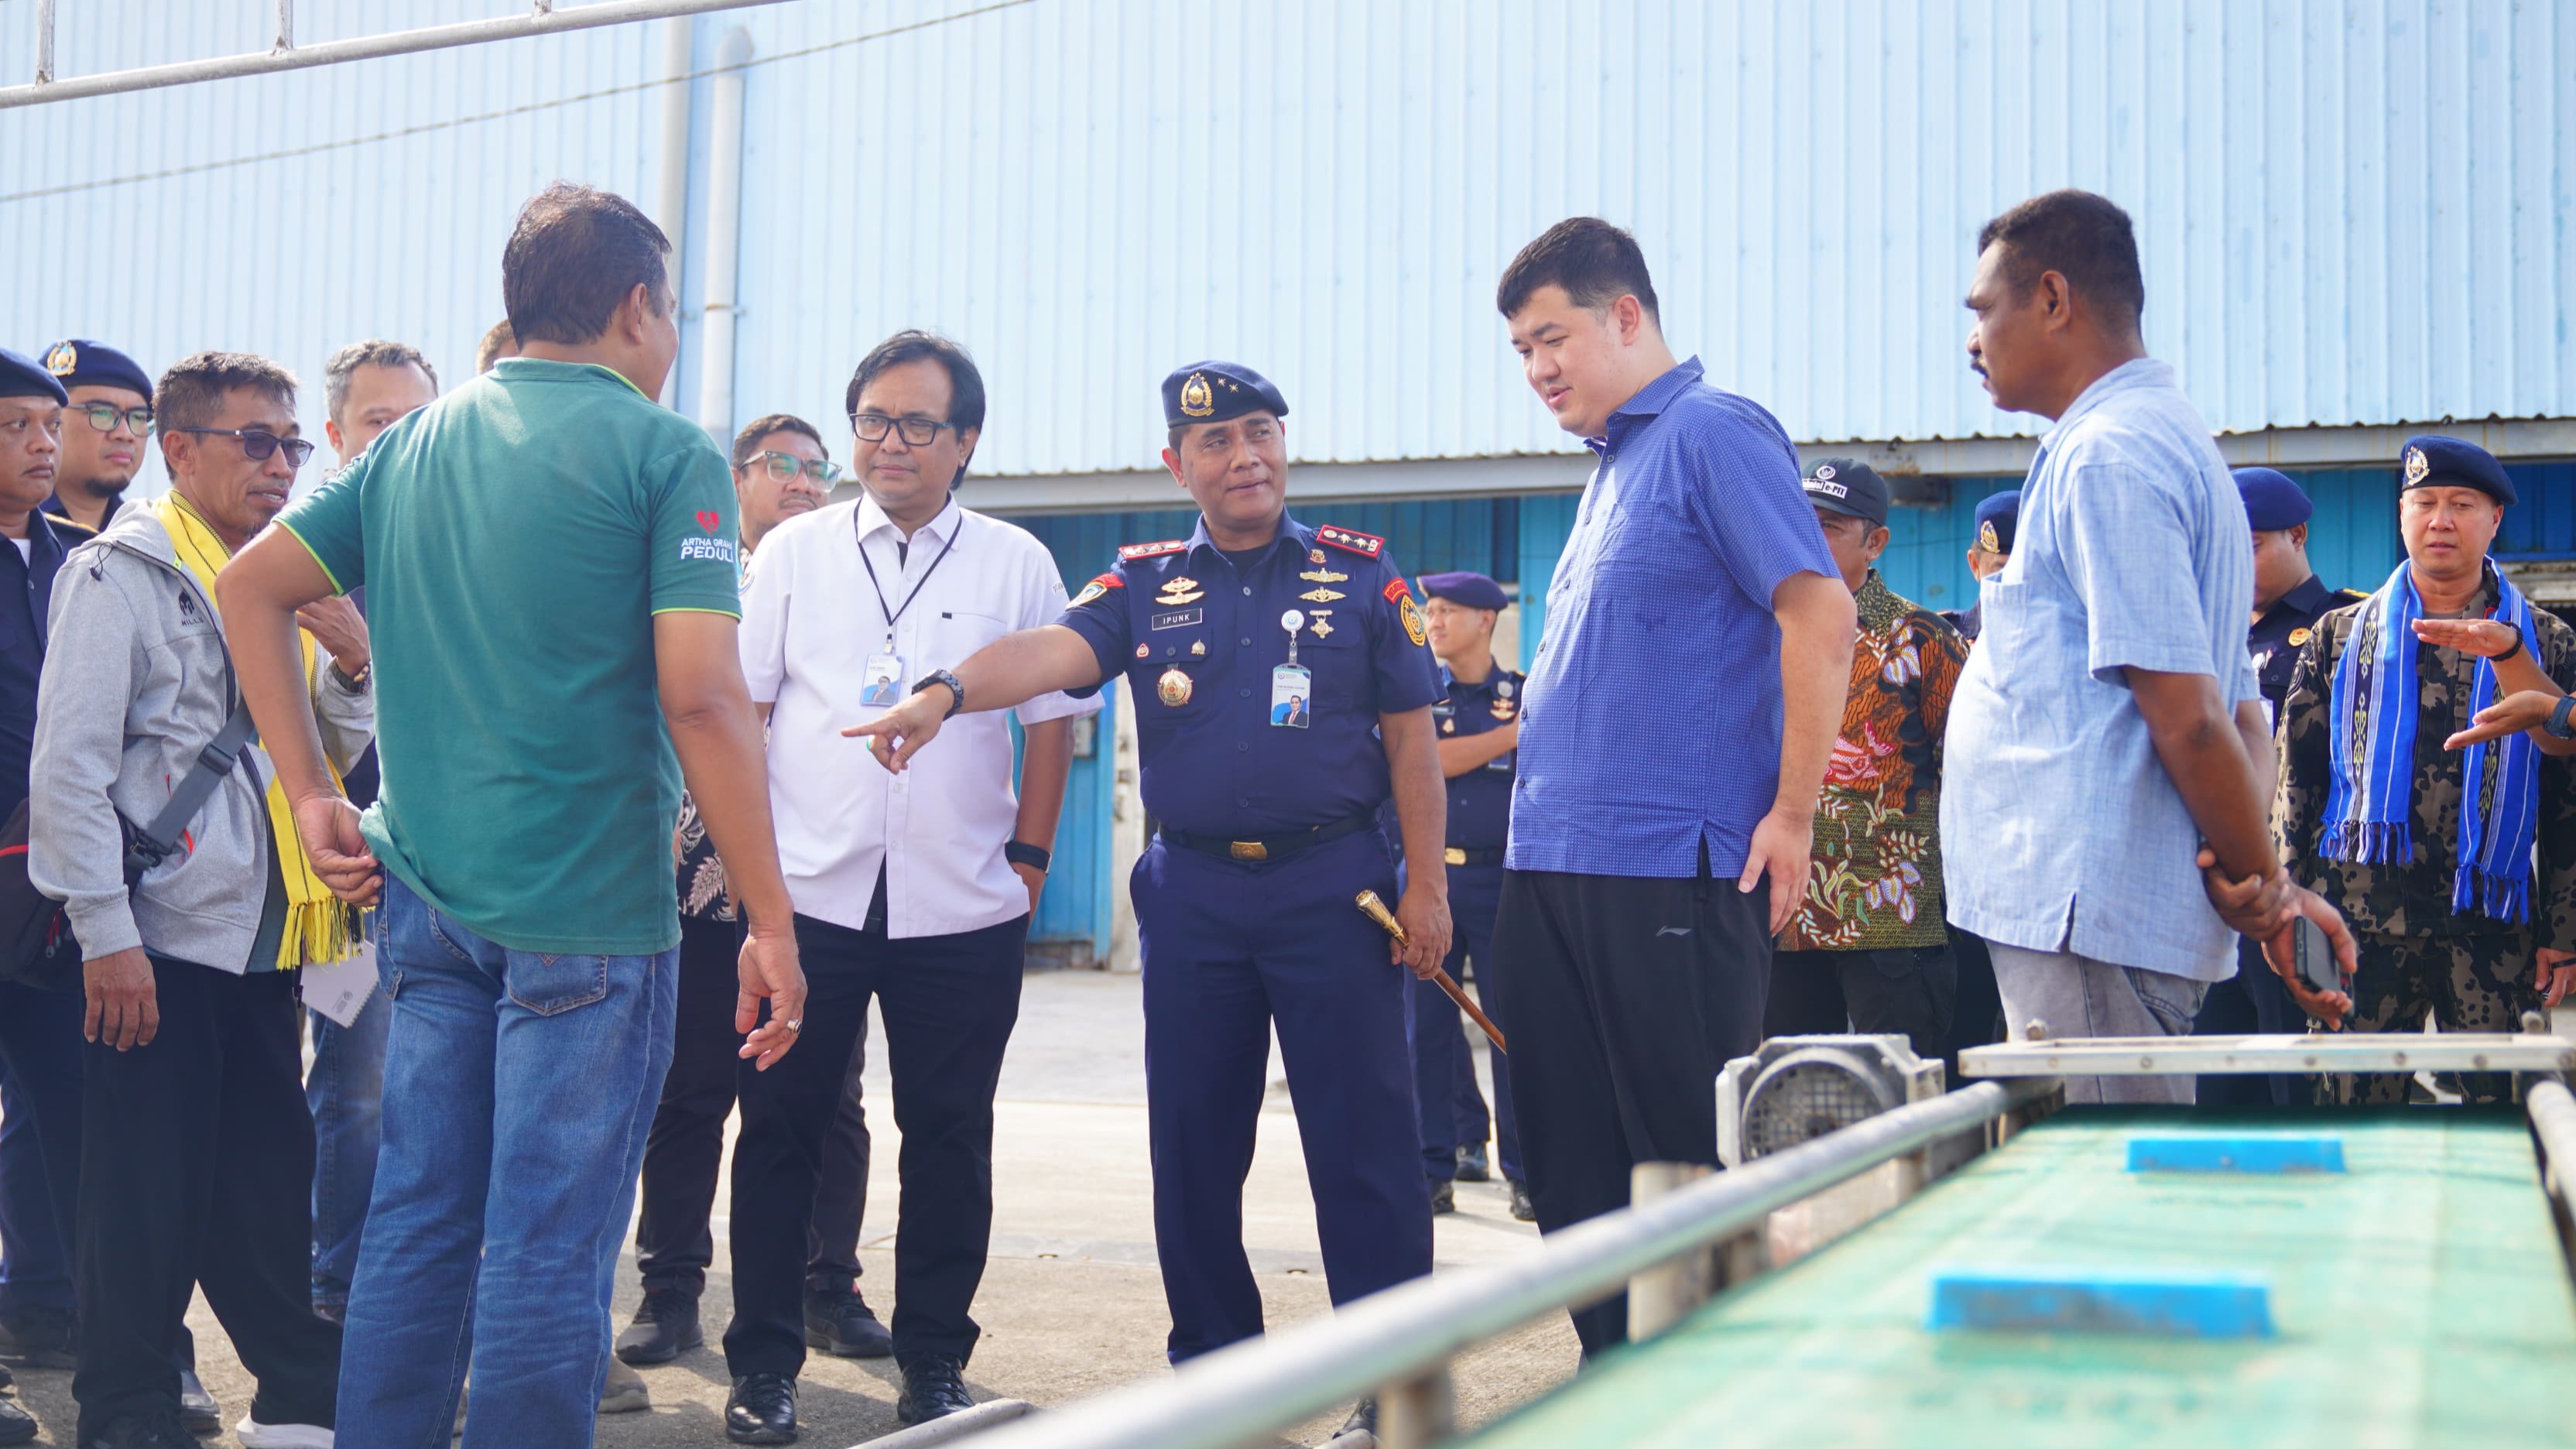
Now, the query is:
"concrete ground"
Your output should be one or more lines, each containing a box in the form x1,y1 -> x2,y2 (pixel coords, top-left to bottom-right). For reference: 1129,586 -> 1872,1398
5,970 -> 1577,1447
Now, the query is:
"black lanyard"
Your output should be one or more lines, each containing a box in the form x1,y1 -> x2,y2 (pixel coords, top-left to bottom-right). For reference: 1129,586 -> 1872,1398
855,509 -> 960,646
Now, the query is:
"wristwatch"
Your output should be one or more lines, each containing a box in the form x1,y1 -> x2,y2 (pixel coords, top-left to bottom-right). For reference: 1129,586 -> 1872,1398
1005,841 -> 1051,873
331,660 -> 372,692
2548,695 -> 2576,741
913,668 -> 966,719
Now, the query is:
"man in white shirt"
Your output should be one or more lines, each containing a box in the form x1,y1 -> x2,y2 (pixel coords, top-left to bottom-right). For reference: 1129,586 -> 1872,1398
721,332 -> 1094,1443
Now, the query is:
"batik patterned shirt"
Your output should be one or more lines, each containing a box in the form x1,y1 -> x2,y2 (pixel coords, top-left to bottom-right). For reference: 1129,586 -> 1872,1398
1782,572 -> 1966,951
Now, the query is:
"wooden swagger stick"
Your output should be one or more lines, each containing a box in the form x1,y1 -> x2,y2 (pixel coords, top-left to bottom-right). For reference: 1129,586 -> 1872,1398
1355,890 -> 1508,1055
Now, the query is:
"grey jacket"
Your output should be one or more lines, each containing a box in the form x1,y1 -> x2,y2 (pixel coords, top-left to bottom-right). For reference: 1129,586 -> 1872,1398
29,503 -> 373,973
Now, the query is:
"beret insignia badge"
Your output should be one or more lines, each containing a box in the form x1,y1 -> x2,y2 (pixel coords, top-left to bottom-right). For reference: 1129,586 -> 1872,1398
2403,447 -> 2429,485
43,342 -> 76,376
1978,520 -> 2001,553
1179,372 -> 1215,419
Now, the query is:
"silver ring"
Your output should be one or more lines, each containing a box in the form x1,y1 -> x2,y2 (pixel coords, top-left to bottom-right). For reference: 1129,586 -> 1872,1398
783,1018 -> 803,1033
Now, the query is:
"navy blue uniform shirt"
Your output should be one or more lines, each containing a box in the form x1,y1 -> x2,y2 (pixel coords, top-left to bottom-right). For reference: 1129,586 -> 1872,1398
1436,663 -> 1519,850
1058,512 -> 1440,837
0,513 -> 73,817
2249,572 -> 2364,722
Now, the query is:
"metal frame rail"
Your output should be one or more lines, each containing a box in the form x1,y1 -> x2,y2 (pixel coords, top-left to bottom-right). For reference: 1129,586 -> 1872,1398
6,0 -> 792,108
946,1076 -> 2060,1449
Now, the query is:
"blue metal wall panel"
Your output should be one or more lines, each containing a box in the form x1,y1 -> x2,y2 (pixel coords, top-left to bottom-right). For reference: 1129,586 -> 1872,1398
4,1 -> 2565,493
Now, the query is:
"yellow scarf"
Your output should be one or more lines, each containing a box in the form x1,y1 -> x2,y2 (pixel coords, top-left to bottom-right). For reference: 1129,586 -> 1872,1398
152,494 -> 357,970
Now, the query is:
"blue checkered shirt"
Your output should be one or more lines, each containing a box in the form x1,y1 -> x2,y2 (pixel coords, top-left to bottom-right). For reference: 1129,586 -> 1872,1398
1940,358 -> 2259,980
1509,358 -> 1838,878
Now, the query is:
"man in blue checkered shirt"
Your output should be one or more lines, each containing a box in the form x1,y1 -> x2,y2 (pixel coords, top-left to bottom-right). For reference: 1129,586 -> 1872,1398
1488,218 -> 1856,1356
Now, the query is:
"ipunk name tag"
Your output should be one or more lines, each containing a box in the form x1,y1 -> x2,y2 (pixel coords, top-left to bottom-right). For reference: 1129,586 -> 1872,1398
1270,663 -> 1312,728
860,652 -> 906,708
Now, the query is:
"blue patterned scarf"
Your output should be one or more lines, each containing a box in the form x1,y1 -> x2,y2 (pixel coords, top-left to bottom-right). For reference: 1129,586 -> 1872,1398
2320,560 -> 2541,921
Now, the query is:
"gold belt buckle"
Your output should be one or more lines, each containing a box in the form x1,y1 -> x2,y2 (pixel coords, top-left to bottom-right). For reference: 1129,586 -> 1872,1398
1443,847 -> 1468,866
1229,840 -> 1269,862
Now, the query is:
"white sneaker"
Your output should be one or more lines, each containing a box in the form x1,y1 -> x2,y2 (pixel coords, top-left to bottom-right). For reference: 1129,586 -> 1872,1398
235,1416 -> 334,1448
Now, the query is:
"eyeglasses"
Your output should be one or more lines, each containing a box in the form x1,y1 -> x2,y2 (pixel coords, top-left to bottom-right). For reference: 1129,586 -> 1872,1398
172,426 -> 315,468
70,403 -> 153,435
747,450 -> 844,487
850,413 -> 958,447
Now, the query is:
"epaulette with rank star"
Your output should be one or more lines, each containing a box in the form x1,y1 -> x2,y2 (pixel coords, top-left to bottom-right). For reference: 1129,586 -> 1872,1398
1118,539 -> 1188,560
1316,524 -> 1384,558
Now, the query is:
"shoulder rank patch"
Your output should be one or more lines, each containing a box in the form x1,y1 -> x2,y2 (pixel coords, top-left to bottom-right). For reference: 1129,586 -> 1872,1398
1119,539 -> 1188,560
1382,577 -> 1410,605
1399,593 -> 1427,646
1317,525 -> 1385,558
1070,573 -> 1122,608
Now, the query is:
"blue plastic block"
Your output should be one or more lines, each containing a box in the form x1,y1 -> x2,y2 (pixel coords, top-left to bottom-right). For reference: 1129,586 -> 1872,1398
2125,1134 -> 2346,1174
1926,1267 -> 2276,1338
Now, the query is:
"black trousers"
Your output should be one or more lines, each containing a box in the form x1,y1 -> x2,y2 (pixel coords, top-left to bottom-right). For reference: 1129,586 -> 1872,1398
635,915 -> 874,1300
722,910 -> 1027,1377
1488,868 -> 1769,1356
1764,944 -> 1957,1065
2192,937 -> 2300,1106
74,959 -> 340,1440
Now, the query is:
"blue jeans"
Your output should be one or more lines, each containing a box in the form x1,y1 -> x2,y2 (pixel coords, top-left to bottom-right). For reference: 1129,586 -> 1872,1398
337,875 -> 677,1449
307,983 -> 389,1313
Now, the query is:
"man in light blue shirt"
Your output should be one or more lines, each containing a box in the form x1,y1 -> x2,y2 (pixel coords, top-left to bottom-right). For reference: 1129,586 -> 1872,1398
1941,190 -> 2353,1103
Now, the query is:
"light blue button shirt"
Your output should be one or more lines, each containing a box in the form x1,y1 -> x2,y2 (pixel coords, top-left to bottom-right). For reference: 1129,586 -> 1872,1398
1941,358 -> 2257,981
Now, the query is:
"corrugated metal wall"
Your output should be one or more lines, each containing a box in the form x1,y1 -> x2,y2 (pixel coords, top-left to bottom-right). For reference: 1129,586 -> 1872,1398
3,0 -> 2566,497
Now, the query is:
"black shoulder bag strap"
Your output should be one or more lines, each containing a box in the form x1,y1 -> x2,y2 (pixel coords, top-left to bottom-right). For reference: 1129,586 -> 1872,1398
122,701 -> 259,879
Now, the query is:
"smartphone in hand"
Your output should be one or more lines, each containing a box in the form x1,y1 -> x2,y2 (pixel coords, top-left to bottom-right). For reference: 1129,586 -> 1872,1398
2291,915 -> 2341,1008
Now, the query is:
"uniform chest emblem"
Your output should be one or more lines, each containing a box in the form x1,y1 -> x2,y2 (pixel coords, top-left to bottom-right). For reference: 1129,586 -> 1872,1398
1156,576 -> 1204,605
2288,626 -> 2312,646
1300,568 -> 1348,584
1158,666 -> 1194,706
1441,718 -> 1456,734
1491,701 -> 1517,721
1191,639 -> 1208,655
1307,610 -> 1334,639
1309,548 -> 1328,565
1298,587 -> 1345,603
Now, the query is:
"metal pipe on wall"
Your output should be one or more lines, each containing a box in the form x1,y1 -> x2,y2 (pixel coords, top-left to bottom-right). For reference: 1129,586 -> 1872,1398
694,26 -> 751,441
654,15 -> 694,409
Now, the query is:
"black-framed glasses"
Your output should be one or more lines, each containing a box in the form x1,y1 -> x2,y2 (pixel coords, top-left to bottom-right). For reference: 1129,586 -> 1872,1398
850,413 -> 957,447
173,426 -> 314,468
70,402 -> 152,435
747,450 -> 844,487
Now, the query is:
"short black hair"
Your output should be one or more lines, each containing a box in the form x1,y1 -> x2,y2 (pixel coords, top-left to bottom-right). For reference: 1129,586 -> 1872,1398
501,183 -> 673,346
1495,217 -> 1660,324
731,413 -> 827,468
157,351 -> 296,433
844,330 -> 985,434
1975,189 -> 2146,334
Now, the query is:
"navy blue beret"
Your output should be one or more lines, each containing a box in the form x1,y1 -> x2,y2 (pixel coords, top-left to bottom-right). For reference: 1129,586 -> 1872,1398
1417,571 -> 1508,612
2235,468 -> 2313,531
2400,434 -> 2514,506
0,347 -> 68,404
1163,360 -> 1288,430
39,339 -> 151,402
1972,488 -> 2020,554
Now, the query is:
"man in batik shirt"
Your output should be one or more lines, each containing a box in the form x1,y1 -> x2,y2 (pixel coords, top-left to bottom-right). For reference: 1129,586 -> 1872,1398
1767,460 -> 1967,1063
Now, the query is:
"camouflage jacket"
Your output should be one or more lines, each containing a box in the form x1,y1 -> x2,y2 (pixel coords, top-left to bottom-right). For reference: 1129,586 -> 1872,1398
2272,573 -> 2576,946
1782,572 -> 1967,951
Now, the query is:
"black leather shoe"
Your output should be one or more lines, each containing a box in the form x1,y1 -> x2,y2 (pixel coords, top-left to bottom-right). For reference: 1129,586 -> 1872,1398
0,1391 -> 36,1448
724,1373 -> 798,1445
1455,1142 -> 1492,1183
1340,1397 -> 1379,1437
894,1354 -> 974,1425
1430,1180 -> 1455,1215
803,1289 -> 892,1358
176,1369 -> 220,1436
1509,1179 -> 1536,1223
0,1306 -> 74,1369
79,1410 -> 197,1449
618,1287 -> 705,1365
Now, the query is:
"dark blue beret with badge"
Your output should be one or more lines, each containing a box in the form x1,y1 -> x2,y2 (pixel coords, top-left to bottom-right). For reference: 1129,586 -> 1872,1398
2400,434 -> 2515,506
0,346 -> 69,404
1163,360 -> 1289,430
1418,570 -> 1508,613
2234,467 -> 2314,531
1973,488 -> 2020,554
40,338 -> 151,401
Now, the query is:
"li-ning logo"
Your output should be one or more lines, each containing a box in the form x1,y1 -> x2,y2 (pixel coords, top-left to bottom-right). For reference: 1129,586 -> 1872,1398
678,536 -> 738,564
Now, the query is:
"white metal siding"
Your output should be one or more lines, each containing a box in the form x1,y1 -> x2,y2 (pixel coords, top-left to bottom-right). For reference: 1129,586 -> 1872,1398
1,0 -> 2567,493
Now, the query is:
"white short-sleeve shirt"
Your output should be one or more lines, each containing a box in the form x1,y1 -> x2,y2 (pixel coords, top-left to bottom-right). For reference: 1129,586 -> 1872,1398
738,495 -> 1099,937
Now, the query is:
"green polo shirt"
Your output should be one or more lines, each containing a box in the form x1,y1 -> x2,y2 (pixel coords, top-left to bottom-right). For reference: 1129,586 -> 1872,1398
277,358 -> 742,954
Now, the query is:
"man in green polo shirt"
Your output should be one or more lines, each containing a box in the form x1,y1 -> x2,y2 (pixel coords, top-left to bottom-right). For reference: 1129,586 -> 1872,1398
215,183 -> 804,1449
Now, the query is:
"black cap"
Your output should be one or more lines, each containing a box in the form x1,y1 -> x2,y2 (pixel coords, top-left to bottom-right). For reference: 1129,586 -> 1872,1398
1163,361 -> 1288,430
1802,457 -> 1889,527
0,347 -> 68,405
2400,435 -> 2515,506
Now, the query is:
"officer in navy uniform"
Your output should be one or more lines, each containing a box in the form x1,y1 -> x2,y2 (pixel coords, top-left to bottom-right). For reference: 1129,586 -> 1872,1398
1406,571 -> 1532,1223
846,361 -> 1451,1434
1940,488 -> 2018,643
2192,466 -> 2366,1105
33,339 -> 152,539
